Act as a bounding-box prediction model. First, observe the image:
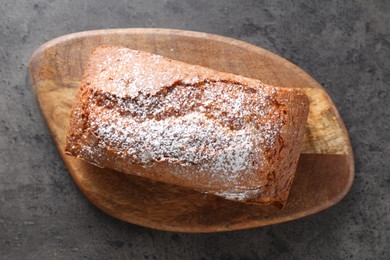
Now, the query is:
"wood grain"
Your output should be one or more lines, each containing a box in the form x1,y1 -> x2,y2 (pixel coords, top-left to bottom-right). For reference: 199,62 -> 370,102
29,28 -> 354,232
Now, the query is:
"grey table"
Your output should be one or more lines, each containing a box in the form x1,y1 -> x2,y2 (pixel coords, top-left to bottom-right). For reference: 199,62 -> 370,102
1,1 -> 389,259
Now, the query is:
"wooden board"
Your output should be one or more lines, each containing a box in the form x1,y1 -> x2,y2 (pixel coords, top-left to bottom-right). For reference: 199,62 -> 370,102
29,28 -> 354,232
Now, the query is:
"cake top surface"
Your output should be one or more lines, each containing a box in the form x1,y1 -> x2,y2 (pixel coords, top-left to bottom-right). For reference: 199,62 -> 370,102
73,46 -> 289,191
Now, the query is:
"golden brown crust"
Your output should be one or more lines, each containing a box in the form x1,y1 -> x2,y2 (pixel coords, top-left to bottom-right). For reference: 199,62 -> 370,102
65,45 -> 309,207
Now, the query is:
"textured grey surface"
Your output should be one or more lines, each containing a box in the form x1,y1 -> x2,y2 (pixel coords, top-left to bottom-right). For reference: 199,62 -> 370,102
0,0 -> 389,259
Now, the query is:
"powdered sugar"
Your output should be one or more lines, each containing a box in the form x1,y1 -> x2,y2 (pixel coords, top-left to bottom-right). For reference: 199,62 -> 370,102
90,111 -> 259,181
74,46 -> 287,194
214,189 -> 262,201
